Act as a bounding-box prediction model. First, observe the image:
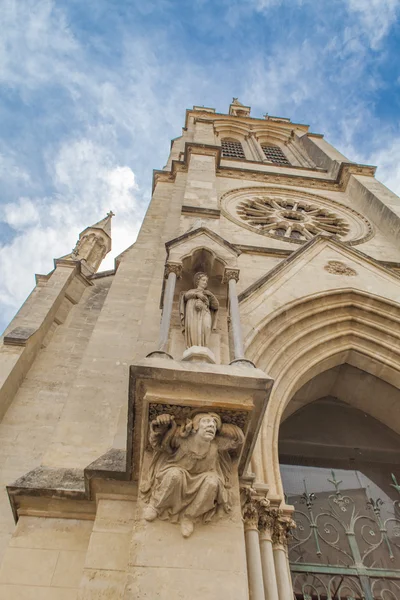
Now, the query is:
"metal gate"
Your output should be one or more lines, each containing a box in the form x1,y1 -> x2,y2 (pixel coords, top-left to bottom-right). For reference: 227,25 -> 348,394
287,470 -> 400,600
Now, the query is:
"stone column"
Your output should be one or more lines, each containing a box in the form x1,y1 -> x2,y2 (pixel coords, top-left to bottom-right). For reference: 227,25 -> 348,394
223,268 -> 255,367
258,503 -> 279,600
247,133 -> 265,162
148,262 -> 182,358
242,488 -> 265,600
272,514 -> 296,600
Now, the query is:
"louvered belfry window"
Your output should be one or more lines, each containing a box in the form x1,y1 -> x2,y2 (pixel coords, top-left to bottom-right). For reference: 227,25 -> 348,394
261,144 -> 290,165
221,139 -> 245,159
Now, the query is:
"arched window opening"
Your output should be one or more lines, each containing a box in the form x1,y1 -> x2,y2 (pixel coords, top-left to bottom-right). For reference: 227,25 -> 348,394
279,384 -> 400,600
261,144 -> 291,165
221,138 -> 245,159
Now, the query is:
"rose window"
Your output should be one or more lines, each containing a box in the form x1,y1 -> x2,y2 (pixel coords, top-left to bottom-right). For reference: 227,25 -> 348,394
236,196 -> 350,241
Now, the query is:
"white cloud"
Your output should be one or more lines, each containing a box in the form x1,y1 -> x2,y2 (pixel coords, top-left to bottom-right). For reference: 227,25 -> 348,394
3,197 -> 41,230
346,0 -> 400,49
0,0 -> 78,89
368,139 -> 400,195
0,136 -> 143,326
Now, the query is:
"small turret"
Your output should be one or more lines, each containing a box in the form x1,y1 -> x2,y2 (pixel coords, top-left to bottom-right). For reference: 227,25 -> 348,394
60,211 -> 113,274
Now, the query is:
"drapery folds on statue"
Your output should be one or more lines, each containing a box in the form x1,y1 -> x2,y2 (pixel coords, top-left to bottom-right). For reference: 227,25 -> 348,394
179,272 -> 219,349
141,412 -> 244,537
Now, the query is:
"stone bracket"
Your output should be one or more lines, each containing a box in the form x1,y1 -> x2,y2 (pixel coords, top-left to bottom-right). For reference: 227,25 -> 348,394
128,356 -> 273,481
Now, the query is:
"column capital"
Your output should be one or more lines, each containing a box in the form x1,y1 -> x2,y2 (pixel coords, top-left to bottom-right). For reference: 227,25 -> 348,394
222,267 -> 240,284
272,512 -> 296,548
241,486 -> 271,532
164,262 -> 183,279
258,500 -> 276,540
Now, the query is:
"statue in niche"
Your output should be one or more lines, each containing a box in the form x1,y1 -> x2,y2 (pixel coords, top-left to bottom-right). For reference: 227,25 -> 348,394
141,411 -> 244,537
179,272 -> 219,348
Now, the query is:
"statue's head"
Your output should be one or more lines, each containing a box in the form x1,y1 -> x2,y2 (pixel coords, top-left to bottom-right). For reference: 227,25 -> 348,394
192,412 -> 221,441
193,272 -> 208,290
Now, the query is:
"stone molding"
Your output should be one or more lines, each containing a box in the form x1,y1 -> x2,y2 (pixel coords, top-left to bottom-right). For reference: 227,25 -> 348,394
153,139 -> 376,193
181,205 -> 221,219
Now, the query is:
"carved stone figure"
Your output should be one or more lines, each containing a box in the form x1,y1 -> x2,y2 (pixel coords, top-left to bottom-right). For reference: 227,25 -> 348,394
179,272 -> 219,348
141,411 -> 244,537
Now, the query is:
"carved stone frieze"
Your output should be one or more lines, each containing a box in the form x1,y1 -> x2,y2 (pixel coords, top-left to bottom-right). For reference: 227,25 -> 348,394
148,404 -> 248,434
141,411 -> 244,537
324,260 -> 357,276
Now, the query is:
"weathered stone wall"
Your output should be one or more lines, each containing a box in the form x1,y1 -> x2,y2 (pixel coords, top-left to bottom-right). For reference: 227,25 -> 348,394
0,277 -> 111,563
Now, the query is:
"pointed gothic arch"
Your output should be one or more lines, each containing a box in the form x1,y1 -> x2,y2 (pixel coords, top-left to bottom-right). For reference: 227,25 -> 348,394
246,289 -> 400,499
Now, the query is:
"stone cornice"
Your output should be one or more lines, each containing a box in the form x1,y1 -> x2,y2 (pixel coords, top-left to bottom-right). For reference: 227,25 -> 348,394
184,108 -> 311,131
153,141 -> 376,193
216,162 -> 376,192
165,225 -> 241,257
181,205 -> 221,218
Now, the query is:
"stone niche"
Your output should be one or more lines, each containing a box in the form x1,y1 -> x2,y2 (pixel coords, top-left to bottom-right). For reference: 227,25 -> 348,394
124,355 -> 273,600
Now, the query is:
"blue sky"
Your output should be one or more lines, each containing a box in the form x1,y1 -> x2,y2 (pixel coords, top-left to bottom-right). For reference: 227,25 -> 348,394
1,0 -> 400,331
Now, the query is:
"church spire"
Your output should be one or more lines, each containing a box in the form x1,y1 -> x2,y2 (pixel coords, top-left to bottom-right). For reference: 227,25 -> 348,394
58,211 -> 114,274
89,210 -> 114,239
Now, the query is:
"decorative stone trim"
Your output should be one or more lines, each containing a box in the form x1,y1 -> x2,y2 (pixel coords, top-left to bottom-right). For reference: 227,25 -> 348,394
149,403 -> 248,433
222,268 -> 240,283
241,487 -> 261,531
272,513 -> 297,547
324,260 -> 357,276
240,486 -> 296,544
220,187 -> 374,247
164,262 -> 183,278
153,145 -> 376,194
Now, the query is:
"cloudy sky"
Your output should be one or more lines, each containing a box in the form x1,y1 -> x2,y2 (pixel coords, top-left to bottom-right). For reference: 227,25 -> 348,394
1,0 -> 400,331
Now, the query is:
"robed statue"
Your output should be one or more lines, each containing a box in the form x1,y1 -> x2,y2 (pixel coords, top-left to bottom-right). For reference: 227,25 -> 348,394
179,272 -> 219,348
141,412 -> 244,537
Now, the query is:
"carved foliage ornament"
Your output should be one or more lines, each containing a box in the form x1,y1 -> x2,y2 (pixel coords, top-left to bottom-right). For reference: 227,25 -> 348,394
222,268 -> 240,283
324,260 -> 357,276
240,486 -> 296,544
165,262 -> 183,278
141,411 -> 244,537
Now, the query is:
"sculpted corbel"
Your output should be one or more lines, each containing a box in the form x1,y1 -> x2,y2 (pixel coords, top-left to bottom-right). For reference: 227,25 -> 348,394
141,411 -> 244,537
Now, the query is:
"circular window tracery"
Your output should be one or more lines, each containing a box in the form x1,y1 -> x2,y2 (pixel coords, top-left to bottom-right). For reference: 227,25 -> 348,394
220,187 -> 373,246
236,196 -> 350,241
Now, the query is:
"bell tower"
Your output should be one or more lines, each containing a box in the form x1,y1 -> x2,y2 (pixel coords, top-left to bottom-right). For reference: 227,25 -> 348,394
1,100 -> 400,600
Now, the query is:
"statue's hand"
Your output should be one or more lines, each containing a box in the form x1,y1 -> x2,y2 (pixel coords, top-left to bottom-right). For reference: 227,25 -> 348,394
196,292 -> 208,302
153,413 -> 175,428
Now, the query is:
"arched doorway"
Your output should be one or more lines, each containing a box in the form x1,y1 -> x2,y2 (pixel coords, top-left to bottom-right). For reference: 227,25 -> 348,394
279,365 -> 400,600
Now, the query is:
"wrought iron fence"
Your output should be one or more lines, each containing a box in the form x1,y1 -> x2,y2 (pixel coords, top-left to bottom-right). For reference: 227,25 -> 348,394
285,469 -> 400,599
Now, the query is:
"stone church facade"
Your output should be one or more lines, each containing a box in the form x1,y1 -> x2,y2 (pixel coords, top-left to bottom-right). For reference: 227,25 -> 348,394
0,100 -> 400,599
